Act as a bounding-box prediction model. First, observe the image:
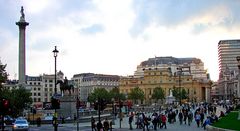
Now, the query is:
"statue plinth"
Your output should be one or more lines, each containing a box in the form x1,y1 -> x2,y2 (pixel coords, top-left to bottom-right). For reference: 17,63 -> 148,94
165,89 -> 175,104
58,95 -> 77,119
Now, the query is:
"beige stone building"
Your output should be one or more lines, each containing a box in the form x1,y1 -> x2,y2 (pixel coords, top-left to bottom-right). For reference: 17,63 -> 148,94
120,67 -> 211,104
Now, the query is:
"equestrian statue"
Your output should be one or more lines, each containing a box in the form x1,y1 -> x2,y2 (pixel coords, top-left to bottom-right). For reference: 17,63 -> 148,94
56,77 -> 74,95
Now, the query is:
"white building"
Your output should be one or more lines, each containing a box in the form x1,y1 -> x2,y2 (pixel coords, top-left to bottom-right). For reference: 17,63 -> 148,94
134,56 -> 209,80
25,71 -> 64,108
72,73 -> 120,101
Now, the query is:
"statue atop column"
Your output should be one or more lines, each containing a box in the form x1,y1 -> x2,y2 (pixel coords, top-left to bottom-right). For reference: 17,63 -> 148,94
20,6 -> 25,21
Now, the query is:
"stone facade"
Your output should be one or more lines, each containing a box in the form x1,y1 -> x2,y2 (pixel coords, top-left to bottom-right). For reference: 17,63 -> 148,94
72,73 -> 120,102
120,66 -> 211,104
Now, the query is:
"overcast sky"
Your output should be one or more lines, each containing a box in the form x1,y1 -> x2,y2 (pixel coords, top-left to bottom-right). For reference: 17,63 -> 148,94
1,0 -> 240,81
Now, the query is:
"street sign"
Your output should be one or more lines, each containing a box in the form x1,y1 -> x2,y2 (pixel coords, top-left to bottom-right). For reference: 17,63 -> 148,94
53,93 -> 62,99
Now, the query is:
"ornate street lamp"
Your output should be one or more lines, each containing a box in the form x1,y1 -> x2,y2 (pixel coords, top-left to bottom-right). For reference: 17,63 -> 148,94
52,46 -> 59,131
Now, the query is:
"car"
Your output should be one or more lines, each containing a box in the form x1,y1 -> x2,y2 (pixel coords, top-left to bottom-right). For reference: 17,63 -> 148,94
44,116 -> 53,120
12,118 -> 29,131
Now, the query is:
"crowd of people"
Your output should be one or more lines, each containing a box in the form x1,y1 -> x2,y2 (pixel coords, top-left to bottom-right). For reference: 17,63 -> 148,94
89,102 -> 231,131
126,103 -> 228,131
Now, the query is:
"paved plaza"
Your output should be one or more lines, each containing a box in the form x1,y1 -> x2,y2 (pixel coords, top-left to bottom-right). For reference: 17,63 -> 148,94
3,106 -> 226,131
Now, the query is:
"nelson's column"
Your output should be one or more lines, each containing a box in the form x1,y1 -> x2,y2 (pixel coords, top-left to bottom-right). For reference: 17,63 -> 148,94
16,6 -> 29,87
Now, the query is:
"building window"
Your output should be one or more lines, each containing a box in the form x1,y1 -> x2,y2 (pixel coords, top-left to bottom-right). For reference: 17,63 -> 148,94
49,88 -> 52,92
34,98 -> 37,102
38,88 -> 41,91
45,88 -> 48,91
45,98 -> 47,102
34,93 -> 36,96
38,98 -> 41,102
45,93 -> 47,96
30,82 -> 32,85
49,80 -> 53,83
45,84 -> 47,87
34,82 -> 36,85
49,84 -> 53,87
38,93 -> 41,96
38,82 -> 41,85
45,80 -> 47,82
34,88 -> 36,91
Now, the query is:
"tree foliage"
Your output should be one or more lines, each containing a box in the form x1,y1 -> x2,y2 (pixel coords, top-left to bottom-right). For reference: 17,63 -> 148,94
88,88 -> 110,102
109,87 -> 126,101
128,87 -> 144,103
0,60 -> 32,117
152,87 -> 165,102
0,60 -> 8,88
172,87 -> 188,102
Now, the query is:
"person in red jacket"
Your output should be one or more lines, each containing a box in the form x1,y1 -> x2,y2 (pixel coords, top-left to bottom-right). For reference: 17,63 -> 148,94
161,114 -> 167,129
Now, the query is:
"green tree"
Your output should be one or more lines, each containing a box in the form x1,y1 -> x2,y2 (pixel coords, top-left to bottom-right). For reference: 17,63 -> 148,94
88,88 -> 110,102
152,87 -> 165,103
181,88 -> 188,100
10,87 -> 32,117
0,60 -> 32,117
128,87 -> 144,104
172,87 -> 188,102
0,60 -> 8,88
109,87 -> 126,101
172,87 -> 181,101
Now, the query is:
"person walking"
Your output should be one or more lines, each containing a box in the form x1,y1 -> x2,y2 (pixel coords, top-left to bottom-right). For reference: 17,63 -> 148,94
36,117 -> 41,127
161,114 -> 167,129
91,116 -> 96,131
129,112 -> 134,130
178,111 -> 183,125
187,111 -> 193,126
195,112 -> 201,127
200,111 -> 205,126
103,118 -> 109,131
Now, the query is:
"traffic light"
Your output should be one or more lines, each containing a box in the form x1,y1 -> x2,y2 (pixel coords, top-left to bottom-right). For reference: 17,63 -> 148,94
100,99 -> 107,111
1,99 -> 10,114
93,99 -> 107,111
94,101 -> 99,110
76,97 -> 80,109
51,97 -> 60,109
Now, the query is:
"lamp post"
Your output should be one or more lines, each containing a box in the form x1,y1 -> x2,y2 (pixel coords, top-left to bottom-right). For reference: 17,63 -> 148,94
53,46 -> 59,131
236,56 -> 240,120
177,67 -> 182,105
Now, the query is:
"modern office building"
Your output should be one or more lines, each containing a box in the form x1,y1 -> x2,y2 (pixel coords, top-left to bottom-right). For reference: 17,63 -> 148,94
218,40 -> 240,100
72,73 -> 120,101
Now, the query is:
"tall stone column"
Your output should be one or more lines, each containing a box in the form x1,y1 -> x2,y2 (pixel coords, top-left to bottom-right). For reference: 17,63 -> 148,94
16,6 -> 29,87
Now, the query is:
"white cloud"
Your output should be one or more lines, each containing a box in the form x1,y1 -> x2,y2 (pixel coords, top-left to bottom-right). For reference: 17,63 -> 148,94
2,0 -> 240,81
23,0 -> 59,14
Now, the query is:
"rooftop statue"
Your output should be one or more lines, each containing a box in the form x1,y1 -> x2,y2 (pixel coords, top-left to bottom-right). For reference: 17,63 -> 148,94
20,6 -> 25,20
